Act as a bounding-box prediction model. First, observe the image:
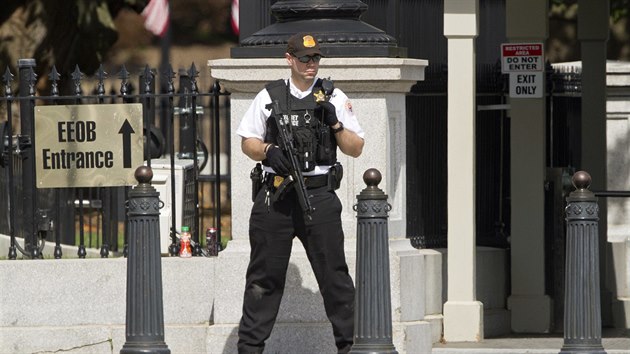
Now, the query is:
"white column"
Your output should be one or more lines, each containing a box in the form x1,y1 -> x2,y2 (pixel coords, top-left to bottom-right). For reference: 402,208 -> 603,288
505,0 -> 552,333
443,0 -> 484,342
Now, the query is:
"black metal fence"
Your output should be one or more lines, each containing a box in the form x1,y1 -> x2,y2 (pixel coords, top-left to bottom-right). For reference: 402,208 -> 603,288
406,62 -> 511,249
406,62 -> 584,250
0,59 -> 231,259
545,64 -> 582,331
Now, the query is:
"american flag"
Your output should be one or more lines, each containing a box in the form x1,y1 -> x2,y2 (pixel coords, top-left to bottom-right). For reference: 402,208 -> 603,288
142,0 -> 170,37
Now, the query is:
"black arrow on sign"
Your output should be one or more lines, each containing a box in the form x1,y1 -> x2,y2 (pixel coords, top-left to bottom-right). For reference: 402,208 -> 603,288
118,119 -> 135,168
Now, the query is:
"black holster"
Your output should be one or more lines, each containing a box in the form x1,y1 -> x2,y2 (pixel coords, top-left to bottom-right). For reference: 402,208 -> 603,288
250,163 -> 263,201
328,162 -> 343,191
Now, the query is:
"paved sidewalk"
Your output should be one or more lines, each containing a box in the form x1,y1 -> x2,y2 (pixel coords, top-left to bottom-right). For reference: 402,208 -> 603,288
432,329 -> 630,354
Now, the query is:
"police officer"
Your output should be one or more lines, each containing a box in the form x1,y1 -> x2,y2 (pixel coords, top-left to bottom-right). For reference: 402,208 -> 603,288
235,32 -> 365,354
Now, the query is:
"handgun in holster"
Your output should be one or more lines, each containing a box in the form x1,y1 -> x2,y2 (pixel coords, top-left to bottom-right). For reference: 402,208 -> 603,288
250,163 -> 263,202
270,175 -> 294,203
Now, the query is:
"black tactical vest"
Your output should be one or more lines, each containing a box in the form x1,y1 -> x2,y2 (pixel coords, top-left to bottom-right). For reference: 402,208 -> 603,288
262,79 -> 338,172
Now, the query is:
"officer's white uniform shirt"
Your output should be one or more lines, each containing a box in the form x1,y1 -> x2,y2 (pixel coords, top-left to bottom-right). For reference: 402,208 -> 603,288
236,78 -> 364,176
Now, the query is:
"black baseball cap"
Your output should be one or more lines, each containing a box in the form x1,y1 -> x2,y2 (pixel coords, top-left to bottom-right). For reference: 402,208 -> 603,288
286,33 -> 322,57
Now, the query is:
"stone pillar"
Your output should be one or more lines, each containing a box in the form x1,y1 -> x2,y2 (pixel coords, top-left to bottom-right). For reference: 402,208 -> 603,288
606,63 -> 630,328
211,3 -> 428,350
208,56 -> 429,353
210,57 -> 425,242
505,0 -> 552,333
554,59 -> 630,329
442,0 -> 484,342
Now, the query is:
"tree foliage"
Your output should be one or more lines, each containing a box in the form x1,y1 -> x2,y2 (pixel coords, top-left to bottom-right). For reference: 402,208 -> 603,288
551,0 -> 629,23
0,0 -> 233,92
0,0 -> 149,91
549,0 -> 630,62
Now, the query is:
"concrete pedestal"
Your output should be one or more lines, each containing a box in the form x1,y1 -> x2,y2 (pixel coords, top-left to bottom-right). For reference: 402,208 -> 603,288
207,238 -> 435,354
208,57 -> 431,353
209,57 -> 427,241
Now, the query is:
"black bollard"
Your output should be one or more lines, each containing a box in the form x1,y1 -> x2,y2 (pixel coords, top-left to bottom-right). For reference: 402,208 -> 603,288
350,168 -> 398,354
560,171 -> 605,354
121,166 -> 170,354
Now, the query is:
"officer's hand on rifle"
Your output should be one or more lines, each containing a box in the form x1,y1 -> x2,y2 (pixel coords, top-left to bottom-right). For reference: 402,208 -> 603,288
266,145 -> 291,175
316,101 -> 339,126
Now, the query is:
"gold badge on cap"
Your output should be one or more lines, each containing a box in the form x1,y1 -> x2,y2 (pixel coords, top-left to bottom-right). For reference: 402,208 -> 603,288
302,35 -> 316,48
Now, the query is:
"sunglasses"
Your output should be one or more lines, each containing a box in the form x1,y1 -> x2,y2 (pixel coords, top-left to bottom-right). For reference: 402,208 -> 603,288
292,54 -> 322,63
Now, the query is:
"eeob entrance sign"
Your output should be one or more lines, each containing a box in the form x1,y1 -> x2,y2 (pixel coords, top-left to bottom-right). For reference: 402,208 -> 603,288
501,43 -> 544,98
35,103 -> 144,188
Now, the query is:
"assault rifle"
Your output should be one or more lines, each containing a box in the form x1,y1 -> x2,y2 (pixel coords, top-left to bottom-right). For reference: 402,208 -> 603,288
269,100 -> 315,221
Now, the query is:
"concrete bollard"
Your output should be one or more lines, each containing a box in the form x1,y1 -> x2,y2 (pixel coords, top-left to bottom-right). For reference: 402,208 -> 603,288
120,166 -> 170,354
350,168 -> 398,354
560,171 -> 605,354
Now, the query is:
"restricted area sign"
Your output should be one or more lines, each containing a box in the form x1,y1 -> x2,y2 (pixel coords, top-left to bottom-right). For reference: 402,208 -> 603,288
501,43 -> 544,73
501,42 -> 544,98
35,103 -> 144,188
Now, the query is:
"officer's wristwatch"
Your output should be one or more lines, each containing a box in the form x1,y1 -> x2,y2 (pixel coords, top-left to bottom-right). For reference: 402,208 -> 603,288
331,121 -> 344,134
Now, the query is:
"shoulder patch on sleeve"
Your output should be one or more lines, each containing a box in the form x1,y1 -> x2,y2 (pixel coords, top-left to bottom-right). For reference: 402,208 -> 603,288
345,100 -> 353,113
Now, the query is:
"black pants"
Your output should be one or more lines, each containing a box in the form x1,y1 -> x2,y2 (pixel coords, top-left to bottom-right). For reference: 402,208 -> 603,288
237,185 -> 355,354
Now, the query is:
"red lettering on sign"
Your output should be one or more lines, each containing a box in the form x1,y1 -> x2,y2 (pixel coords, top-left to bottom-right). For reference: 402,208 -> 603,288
502,44 -> 543,57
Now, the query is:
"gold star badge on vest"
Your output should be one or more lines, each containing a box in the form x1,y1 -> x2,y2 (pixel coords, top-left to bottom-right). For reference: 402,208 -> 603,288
314,89 -> 326,103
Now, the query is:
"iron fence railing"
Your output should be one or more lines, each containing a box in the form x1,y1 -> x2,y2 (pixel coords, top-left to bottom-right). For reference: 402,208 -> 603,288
407,63 -> 588,250
0,59 -> 231,259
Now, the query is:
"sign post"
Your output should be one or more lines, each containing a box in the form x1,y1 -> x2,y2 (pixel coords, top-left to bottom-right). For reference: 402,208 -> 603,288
35,103 -> 144,188
501,43 -> 544,98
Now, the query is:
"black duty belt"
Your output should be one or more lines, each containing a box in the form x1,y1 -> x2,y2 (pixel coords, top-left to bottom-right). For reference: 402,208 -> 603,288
265,173 -> 329,189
